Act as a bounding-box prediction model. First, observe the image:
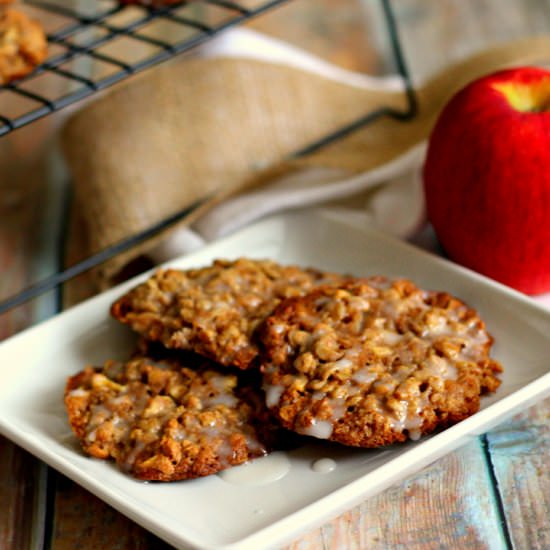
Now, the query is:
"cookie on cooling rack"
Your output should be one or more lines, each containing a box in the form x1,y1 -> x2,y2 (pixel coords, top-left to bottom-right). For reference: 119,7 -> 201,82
0,9 -> 47,85
110,258 -> 346,370
260,277 -> 503,448
65,353 -> 279,481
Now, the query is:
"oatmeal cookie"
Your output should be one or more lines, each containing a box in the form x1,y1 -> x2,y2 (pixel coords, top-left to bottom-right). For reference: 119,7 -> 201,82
0,9 -> 47,85
65,354 -> 276,481
110,258 -> 345,370
260,277 -> 503,447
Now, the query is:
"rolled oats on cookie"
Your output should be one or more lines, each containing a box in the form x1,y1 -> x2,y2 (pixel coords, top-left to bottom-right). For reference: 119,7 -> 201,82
110,258 -> 345,370
260,277 -> 503,447
65,353 -> 278,481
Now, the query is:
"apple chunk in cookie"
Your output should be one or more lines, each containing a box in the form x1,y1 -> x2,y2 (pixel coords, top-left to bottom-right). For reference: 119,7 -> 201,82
259,277 -> 502,447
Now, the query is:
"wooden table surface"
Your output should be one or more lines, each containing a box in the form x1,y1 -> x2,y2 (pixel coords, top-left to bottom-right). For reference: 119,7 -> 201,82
0,1 -> 549,549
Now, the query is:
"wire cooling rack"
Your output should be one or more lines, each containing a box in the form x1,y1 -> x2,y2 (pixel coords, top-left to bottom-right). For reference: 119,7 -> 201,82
0,0 -> 295,135
0,0 -> 417,314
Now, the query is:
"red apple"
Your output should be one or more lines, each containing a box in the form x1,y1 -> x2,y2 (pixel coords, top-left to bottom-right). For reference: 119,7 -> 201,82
423,66 -> 550,294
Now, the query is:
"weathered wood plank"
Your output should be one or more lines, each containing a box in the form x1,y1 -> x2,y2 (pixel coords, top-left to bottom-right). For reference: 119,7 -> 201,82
0,123 -> 52,550
392,0 -> 550,83
286,439 -> 506,550
486,397 -> 550,550
0,440 -> 47,550
49,473 -> 169,550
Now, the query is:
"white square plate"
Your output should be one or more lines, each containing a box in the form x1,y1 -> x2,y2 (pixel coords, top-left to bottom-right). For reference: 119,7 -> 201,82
0,209 -> 549,550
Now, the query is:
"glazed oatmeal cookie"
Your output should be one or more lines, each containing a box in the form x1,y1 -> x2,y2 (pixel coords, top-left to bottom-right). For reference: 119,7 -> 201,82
0,9 -> 47,84
110,258 -> 345,370
260,277 -> 503,447
65,354 -> 276,481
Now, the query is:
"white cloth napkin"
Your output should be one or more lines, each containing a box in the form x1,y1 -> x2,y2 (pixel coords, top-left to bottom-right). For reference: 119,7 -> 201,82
148,28 -> 427,260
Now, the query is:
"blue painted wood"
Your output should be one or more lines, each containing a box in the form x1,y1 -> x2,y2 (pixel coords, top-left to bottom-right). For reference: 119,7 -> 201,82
486,397 -> 550,550
287,438 -> 507,549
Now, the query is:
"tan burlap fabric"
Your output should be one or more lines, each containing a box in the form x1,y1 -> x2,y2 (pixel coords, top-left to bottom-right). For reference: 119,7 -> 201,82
61,36 -> 550,288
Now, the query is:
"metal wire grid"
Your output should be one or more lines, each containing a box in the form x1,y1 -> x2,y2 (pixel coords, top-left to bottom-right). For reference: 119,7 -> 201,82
0,0 -> 417,314
0,0 -> 294,135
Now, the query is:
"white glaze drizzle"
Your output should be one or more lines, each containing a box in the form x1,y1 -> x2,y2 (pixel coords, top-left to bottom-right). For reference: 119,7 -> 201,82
265,278 -> 493,443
